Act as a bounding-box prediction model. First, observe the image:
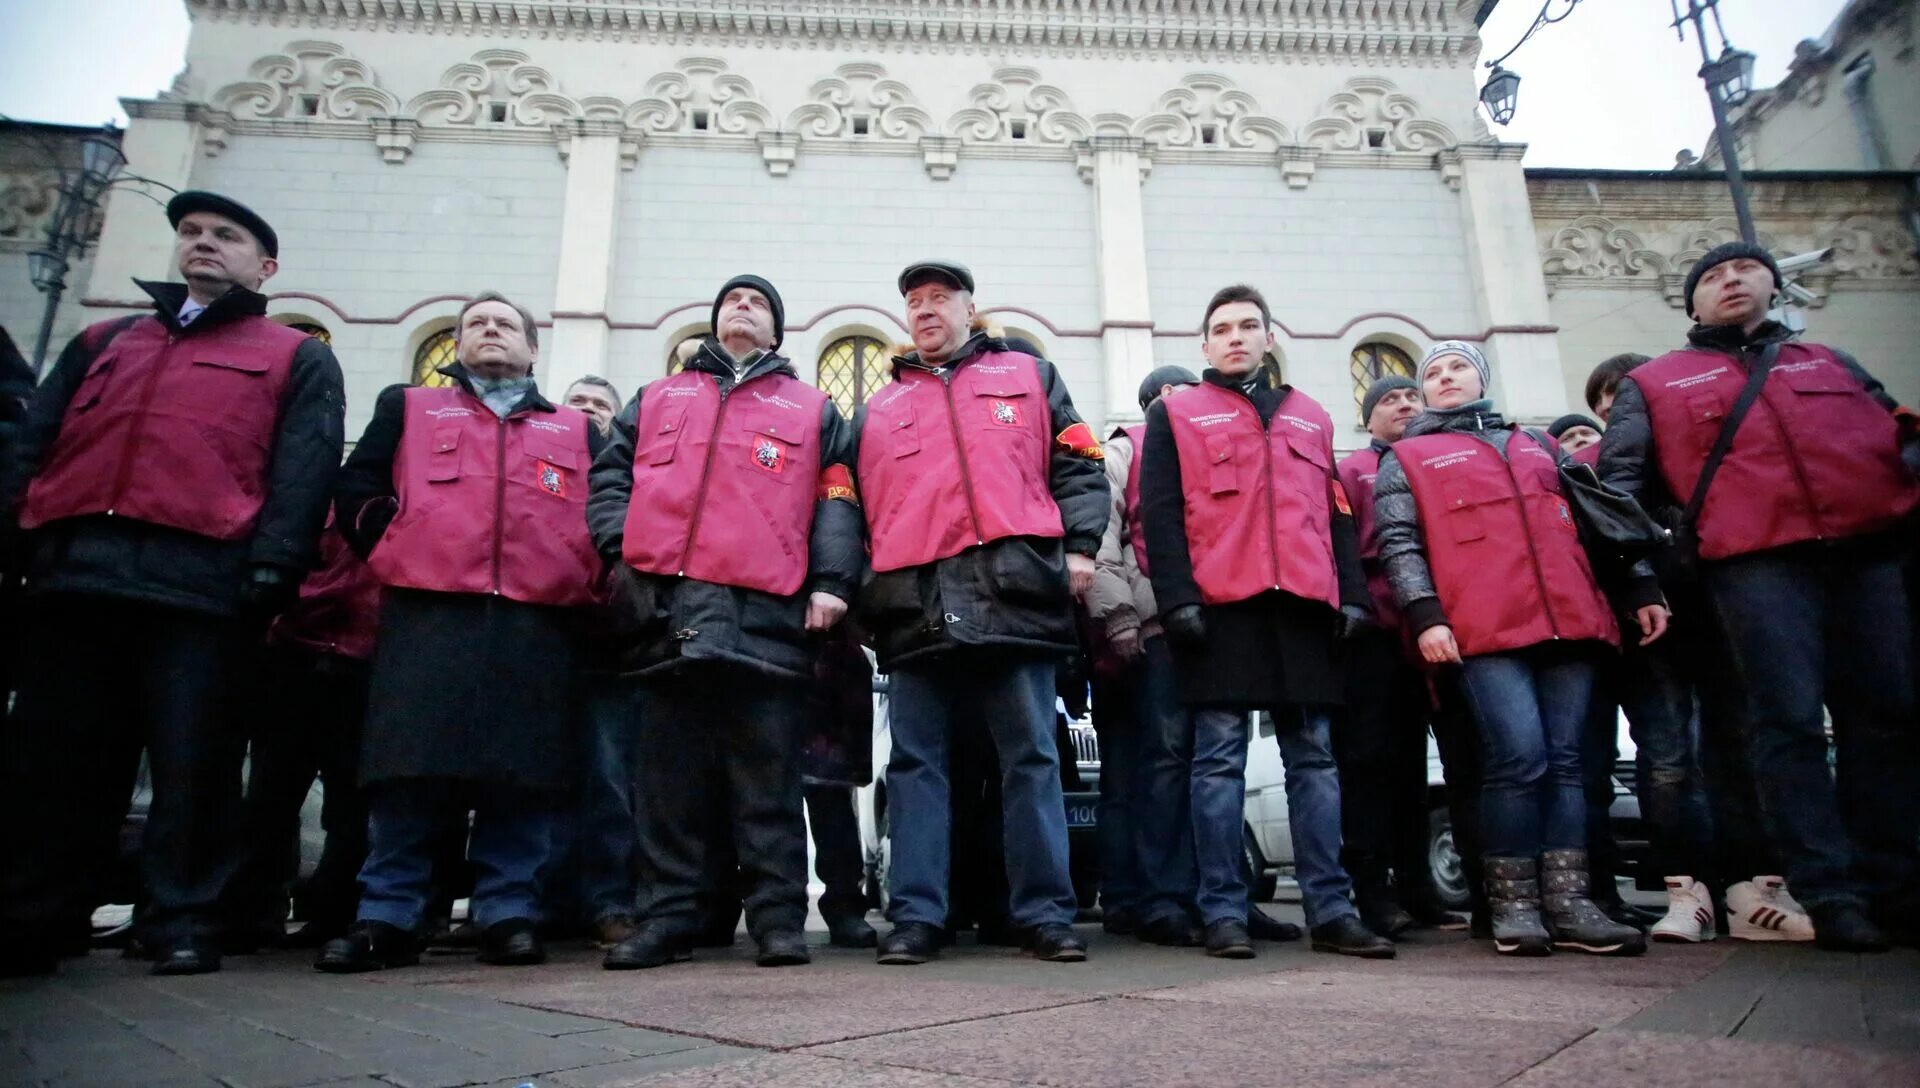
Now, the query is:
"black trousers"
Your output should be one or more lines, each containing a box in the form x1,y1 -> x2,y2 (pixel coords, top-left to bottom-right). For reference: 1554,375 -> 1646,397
1428,672 -> 1486,918
1335,627 -> 1433,896
634,665 -> 808,938
223,645 -> 369,935
806,784 -> 866,922
0,595 -> 247,946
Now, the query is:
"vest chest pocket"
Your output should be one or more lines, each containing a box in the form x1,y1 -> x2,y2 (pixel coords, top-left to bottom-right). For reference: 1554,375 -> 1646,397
427,427 -> 462,482
1778,365 -> 1857,396
644,403 -> 688,466
885,404 -> 920,458
966,373 -> 1035,436
1437,475 -> 1512,544
1685,393 -> 1727,455
190,356 -> 275,429
1205,433 -> 1238,496
744,421 -> 806,479
71,351 -> 118,412
1282,427 -> 1331,493
523,435 -> 580,497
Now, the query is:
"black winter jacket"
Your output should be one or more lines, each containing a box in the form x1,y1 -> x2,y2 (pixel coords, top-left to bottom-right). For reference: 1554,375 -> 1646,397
1139,372 -> 1368,709
585,341 -> 864,681
850,333 -> 1110,671
0,281 -> 345,616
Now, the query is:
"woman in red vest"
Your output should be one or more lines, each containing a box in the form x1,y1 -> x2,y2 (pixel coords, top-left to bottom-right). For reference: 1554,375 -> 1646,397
1371,341 -> 1668,957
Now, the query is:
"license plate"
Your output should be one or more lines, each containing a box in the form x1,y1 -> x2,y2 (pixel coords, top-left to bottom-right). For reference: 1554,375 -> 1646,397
1065,802 -> 1098,828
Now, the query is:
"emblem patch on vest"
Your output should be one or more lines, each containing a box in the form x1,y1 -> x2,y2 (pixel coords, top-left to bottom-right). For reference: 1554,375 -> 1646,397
990,400 -> 1022,427
1557,499 -> 1574,529
753,436 -> 788,474
537,460 -> 566,497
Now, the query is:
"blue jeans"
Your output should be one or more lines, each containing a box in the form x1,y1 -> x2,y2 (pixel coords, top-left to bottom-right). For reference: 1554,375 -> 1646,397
1459,649 -> 1595,858
1706,545 -> 1919,912
1136,637 -> 1197,924
357,781 -> 555,932
1091,668 -> 1146,917
1602,639 -> 1714,882
885,658 -> 1076,929
575,675 -> 640,923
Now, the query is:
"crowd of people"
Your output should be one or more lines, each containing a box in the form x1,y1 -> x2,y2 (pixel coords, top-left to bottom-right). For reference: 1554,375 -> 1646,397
0,189 -> 1914,980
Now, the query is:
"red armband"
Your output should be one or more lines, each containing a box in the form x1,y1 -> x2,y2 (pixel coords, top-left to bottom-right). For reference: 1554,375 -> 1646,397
1330,478 -> 1353,516
1055,421 -> 1104,460
817,463 -> 858,503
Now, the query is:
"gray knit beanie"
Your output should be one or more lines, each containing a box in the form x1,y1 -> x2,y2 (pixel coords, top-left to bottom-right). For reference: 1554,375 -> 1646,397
1418,340 -> 1490,399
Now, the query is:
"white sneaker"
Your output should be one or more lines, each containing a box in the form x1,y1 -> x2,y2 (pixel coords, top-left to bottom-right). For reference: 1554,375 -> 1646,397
1726,876 -> 1816,942
1651,877 -> 1717,943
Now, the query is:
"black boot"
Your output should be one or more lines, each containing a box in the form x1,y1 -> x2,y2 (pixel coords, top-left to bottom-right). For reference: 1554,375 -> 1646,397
1349,852 -> 1415,941
603,922 -> 694,970
316,921 -> 421,973
477,918 -> 546,966
1484,856 -> 1551,957
1204,919 -> 1256,959
825,913 -> 878,949
1810,904 -> 1889,953
876,921 -> 942,965
755,930 -> 811,967
1309,914 -> 1396,959
1247,905 -> 1302,942
1540,850 -> 1646,956
1025,923 -> 1087,963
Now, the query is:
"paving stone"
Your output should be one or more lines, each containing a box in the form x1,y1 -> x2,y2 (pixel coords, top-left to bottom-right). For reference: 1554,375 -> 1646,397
807,995 -> 1594,1088
553,1028 -> 716,1058
543,1045 -> 764,1087
1508,1028 -> 1920,1087
586,1053 -> 1017,1087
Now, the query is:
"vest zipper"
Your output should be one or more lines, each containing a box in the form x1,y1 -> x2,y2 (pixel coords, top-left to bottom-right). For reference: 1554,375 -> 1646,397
938,370 -> 986,546
1256,403 -> 1283,591
1501,432 -> 1562,641
490,411 -> 507,595
106,326 -> 179,517
677,373 -> 737,575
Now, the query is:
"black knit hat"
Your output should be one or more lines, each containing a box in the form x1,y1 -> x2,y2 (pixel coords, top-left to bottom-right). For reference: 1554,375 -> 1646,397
1138,365 -> 1199,411
1682,242 -> 1780,318
711,274 -> 785,350
166,190 -> 278,258
1361,375 -> 1419,426
1546,413 -> 1602,440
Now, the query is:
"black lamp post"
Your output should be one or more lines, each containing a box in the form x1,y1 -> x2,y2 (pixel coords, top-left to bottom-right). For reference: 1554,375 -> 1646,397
1478,0 -> 1760,245
23,124 -> 128,377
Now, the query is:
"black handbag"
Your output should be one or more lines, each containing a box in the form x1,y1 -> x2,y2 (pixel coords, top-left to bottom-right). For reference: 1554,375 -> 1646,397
1555,456 -> 1671,563
1662,341 -> 1781,583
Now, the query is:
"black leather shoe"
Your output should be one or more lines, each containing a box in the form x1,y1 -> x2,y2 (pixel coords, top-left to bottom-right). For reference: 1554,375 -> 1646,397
1204,920 -> 1256,959
877,922 -> 942,965
1136,914 -> 1200,947
1101,908 -> 1141,936
1026,923 -> 1087,963
316,921 -> 421,973
1309,914 -> 1396,959
1246,905 -> 1302,942
151,937 -> 222,976
603,924 -> 694,970
755,930 -> 811,967
1810,904 -> 1889,953
1359,898 -> 1417,941
477,918 -> 545,966
1598,899 -> 1659,932
824,913 -> 878,949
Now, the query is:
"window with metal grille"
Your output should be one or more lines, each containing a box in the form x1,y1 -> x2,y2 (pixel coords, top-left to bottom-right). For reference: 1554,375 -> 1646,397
816,336 -> 892,418
1349,342 -> 1415,420
411,328 -> 457,387
287,321 -> 331,345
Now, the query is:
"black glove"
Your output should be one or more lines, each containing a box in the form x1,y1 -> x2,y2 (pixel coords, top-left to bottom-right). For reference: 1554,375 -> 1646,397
240,564 -> 299,622
1163,604 -> 1207,649
1336,603 -> 1375,640
1902,437 -> 1920,478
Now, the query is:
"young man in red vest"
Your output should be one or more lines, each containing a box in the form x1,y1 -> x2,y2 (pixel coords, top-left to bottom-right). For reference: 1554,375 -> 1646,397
1599,242 -> 1920,951
588,275 -> 862,970
1139,284 -> 1392,959
857,260 -> 1108,965
321,291 -> 603,973
0,192 -> 345,977
1336,375 -> 1474,937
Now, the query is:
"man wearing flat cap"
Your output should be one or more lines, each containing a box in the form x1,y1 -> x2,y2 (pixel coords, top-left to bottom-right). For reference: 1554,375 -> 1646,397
1600,241 -> 1920,951
856,260 -> 1109,965
0,191 -> 345,976
587,274 -> 862,970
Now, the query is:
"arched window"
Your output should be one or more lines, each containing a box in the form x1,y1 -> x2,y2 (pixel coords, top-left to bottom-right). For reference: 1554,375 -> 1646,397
667,333 -> 706,375
817,336 -> 892,418
288,321 -> 331,345
1349,342 -> 1414,419
412,328 -> 457,387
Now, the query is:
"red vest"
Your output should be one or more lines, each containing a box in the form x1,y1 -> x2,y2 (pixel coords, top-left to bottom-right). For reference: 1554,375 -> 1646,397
621,369 -> 827,597
1395,429 -> 1618,657
1119,424 -> 1150,576
1636,344 -> 1917,560
1163,383 -> 1340,609
20,313 -> 302,540
1337,444 -> 1399,627
269,523 -> 381,661
368,386 -> 599,607
1570,442 -> 1600,468
859,351 -> 1064,573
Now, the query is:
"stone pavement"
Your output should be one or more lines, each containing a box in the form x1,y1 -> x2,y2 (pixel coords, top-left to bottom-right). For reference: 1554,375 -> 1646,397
5,913 -> 1918,1088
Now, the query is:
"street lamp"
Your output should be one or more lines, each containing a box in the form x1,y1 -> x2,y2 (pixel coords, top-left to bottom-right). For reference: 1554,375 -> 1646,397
1476,0 -> 1759,245
15,122 -> 130,377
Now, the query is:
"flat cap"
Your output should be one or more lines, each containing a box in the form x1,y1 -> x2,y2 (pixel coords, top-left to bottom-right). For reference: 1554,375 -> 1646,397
166,190 -> 279,258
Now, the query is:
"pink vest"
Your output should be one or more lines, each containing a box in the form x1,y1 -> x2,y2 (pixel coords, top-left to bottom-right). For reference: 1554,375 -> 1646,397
1163,383 -> 1340,609
859,351 -> 1064,572
1337,444 -> 1399,628
621,369 -> 827,597
368,386 -> 599,607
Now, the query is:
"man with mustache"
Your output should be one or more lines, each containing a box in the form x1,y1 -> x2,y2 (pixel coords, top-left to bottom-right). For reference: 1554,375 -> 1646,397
1599,241 -> 1920,951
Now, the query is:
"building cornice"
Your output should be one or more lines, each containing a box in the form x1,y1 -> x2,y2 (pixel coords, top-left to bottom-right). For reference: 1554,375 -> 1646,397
185,1 -> 1486,65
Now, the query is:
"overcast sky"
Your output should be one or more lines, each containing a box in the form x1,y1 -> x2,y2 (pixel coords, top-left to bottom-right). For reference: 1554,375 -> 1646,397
0,0 -> 1853,169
